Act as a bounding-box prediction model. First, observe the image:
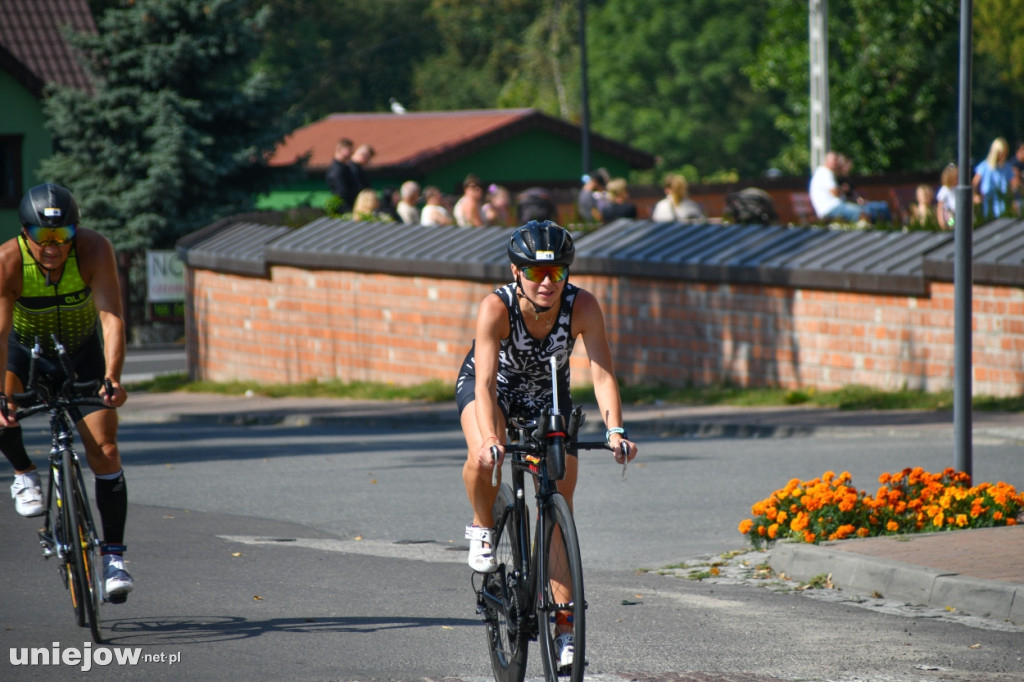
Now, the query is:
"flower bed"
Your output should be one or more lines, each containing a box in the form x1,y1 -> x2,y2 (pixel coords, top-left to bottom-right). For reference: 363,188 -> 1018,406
739,467 -> 1024,549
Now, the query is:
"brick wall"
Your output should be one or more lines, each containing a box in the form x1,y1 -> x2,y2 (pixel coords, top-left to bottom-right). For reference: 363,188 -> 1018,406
186,266 -> 1024,397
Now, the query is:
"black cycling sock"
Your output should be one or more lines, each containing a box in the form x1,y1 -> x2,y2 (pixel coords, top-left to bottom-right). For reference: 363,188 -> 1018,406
0,427 -> 32,472
95,471 -> 128,546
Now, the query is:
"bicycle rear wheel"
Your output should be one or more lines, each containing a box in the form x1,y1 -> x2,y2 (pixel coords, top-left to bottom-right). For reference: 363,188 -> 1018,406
538,493 -> 585,682
481,483 -> 529,682
68,453 -> 103,642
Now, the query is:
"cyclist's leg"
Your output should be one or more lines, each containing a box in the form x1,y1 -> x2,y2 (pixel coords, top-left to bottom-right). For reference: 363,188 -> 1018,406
1,357 -> 44,515
77,409 -> 133,600
461,401 -> 506,529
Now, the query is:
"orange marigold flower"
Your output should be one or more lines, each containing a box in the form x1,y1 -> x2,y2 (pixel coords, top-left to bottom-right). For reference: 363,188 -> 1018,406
879,472 -> 891,485
993,511 -> 1004,521
803,531 -> 816,544
757,525 -> 766,536
856,527 -> 870,537
1007,517 -> 1017,526
768,523 -> 779,539
738,519 -> 753,534
886,520 -> 899,532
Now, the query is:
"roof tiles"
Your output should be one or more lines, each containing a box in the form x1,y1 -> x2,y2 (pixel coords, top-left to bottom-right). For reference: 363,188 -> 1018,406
0,0 -> 96,95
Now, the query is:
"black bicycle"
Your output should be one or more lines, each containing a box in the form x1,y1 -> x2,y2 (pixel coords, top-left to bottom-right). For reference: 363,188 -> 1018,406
8,335 -> 113,643
474,357 -> 629,682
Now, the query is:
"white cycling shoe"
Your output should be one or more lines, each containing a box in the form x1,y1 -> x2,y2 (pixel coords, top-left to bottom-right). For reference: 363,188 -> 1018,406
555,633 -> 574,669
465,525 -> 497,573
103,553 -> 134,603
11,472 -> 44,517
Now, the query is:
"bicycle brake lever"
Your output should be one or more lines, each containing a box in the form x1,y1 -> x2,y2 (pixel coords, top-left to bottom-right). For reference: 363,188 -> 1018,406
490,445 -> 500,487
620,442 -> 629,480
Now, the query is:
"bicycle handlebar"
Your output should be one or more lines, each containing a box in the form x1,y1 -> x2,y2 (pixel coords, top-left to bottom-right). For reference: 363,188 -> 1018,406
489,439 -> 629,487
5,334 -> 113,421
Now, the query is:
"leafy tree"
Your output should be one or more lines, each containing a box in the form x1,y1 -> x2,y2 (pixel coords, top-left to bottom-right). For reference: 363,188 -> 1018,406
585,0 -> 787,180
748,0 -> 962,174
40,0 -> 296,252
255,0 -> 435,122
413,0 -> 542,110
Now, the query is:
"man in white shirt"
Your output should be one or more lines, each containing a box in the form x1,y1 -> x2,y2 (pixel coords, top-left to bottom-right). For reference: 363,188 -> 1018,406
809,151 -> 891,224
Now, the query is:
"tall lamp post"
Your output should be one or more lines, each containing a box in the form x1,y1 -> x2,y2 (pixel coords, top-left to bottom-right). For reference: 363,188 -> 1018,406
954,0 -> 973,479
578,0 -> 591,176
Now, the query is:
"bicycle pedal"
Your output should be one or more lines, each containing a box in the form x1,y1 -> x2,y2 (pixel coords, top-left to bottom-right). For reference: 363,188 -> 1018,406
107,592 -> 128,604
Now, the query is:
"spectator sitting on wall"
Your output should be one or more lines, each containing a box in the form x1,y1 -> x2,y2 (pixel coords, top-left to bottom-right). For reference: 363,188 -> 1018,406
651,173 -> 705,222
420,186 -> 454,227
577,168 -> 610,223
396,181 -> 421,224
454,174 -> 486,227
600,178 -> 638,223
810,151 -> 891,226
515,187 -> 557,223
347,189 -> 393,222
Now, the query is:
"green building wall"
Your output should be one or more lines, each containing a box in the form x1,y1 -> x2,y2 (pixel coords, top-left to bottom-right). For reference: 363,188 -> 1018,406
1,70 -> 52,241
256,128 -> 635,213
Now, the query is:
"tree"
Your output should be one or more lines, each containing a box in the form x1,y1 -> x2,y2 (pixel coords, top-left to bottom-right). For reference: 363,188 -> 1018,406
40,0 -> 296,252
585,0 -> 787,180
254,0 -> 435,122
748,0 -> 963,174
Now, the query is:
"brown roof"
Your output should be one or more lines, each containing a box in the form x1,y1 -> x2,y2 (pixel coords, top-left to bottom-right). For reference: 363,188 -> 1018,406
269,108 -> 655,173
0,0 -> 96,96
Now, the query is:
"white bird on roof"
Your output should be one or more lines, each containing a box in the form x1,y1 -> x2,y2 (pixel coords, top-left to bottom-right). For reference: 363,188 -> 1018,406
389,98 -> 407,114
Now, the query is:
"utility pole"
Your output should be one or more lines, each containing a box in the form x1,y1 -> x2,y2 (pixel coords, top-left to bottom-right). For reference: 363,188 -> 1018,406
808,0 -> 829,170
954,0 -> 974,479
578,0 -> 591,176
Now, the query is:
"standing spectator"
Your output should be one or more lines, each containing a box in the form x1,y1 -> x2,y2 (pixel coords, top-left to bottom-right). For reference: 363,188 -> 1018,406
600,178 -> 638,223
454,174 -> 486,227
396,181 -> 421,224
325,138 -> 355,208
651,173 -> 705,222
973,137 -> 1015,220
809,151 -> 890,225
420,186 -> 453,227
483,184 -> 512,226
936,164 -> 958,230
343,143 -> 374,208
577,168 -> 609,223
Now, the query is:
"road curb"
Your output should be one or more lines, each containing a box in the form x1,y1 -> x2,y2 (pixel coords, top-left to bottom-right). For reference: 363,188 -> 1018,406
770,540 -> 1024,622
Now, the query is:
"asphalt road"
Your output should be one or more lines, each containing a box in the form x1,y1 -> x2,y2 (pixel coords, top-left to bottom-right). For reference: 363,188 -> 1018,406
2,413 -> 1023,681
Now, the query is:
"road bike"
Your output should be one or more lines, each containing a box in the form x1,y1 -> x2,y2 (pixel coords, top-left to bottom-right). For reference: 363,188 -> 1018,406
473,357 -> 629,682
8,335 -> 113,643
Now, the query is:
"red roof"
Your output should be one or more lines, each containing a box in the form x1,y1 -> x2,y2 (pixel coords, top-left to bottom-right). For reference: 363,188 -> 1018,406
269,108 -> 654,173
0,0 -> 96,96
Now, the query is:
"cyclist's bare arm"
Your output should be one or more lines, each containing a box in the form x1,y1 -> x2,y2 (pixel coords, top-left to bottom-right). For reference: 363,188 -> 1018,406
572,289 -> 637,463
78,230 -> 127,408
0,239 -> 21,426
473,293 -> 511,469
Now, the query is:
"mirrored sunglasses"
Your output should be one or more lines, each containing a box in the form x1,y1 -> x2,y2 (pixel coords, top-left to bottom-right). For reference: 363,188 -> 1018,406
25,224 -> 76,246
521,264 -> 568,284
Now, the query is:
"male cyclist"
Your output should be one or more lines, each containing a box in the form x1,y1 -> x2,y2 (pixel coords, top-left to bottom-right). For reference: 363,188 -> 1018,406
0,183 -> 133,602
456,220 -> 638,667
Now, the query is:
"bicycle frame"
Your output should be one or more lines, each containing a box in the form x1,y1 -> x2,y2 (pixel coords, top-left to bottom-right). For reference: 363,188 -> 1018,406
14,335 -> 111,642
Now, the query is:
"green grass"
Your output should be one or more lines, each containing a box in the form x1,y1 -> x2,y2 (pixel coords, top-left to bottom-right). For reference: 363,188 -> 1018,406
125,373 -> 1024,412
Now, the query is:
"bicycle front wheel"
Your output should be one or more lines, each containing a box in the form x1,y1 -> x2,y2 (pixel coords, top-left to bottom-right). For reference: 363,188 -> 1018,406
69,453 -> 103,642
54,452 -> 87,628
482,483 -> 529,682
538,493 -> 585,682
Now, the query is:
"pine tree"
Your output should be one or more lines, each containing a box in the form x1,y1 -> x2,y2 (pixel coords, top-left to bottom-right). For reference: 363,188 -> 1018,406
41,0 -> 296,251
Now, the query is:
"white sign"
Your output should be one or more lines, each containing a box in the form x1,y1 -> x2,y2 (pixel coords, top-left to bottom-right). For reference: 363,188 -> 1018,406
146,250 -> 185,303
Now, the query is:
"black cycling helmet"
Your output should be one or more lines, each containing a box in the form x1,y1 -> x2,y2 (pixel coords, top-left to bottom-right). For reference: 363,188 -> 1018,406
19,183 -> 80,228
507,220 -> 575,267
